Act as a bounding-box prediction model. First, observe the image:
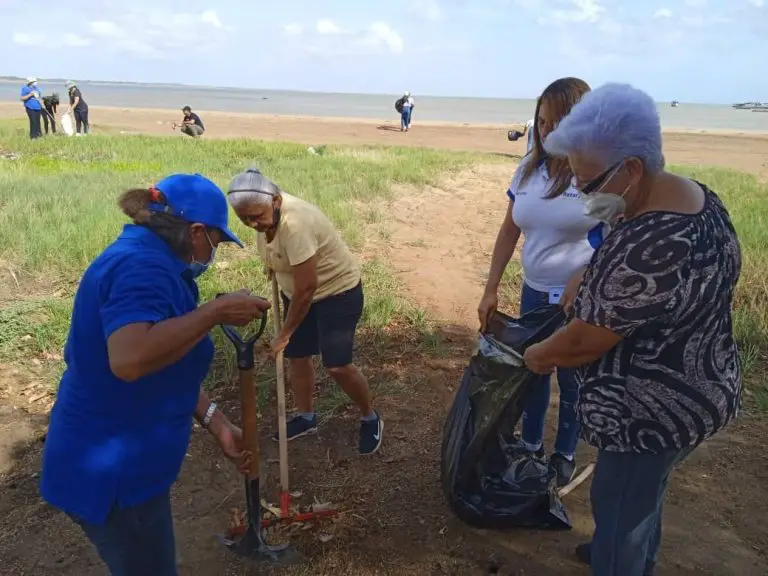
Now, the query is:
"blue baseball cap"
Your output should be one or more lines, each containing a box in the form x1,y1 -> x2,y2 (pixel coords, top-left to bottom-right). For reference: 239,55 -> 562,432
152,173 -> 243,247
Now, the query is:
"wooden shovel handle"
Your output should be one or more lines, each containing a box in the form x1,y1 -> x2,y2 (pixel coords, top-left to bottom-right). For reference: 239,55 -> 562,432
271,276 -> 291,495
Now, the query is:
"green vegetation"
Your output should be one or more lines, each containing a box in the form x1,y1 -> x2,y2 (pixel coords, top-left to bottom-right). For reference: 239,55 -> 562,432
1,120 -> 766,414
0,121 -> 476,391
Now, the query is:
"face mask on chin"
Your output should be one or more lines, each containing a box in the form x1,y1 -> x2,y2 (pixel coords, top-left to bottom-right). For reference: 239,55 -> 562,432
580,187 -> 630,223
188,229 -> 216,278
573,162 -> 631,224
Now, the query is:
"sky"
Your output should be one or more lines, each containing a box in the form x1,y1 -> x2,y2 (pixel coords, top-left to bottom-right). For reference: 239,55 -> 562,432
1,0 -> 766,103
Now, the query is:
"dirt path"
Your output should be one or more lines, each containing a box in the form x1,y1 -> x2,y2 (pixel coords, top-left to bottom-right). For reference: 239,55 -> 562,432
1,161 -> 768,575
366,162 -> 513,327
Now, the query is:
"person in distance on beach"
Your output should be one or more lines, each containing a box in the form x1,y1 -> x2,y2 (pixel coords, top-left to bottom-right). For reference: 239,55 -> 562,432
40,174 -> 270,576
65,81 -> 90,135
479,77 -> 602,489
399,91 -> 415,131
176,105 -> 205,138
20,77 -> 43,139
42,92 -> 59,135
523,83 -> 742,576
227,167 -> 383,455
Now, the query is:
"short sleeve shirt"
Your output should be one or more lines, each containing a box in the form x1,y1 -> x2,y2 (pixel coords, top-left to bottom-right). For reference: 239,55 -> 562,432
185,112 -> 204,130
574,185 -> 742,453
508,157 -> 608,291
20,84 -> 42,110
40,225 -> 214,524
69,87 -> 88,111
256,193 -> 360,301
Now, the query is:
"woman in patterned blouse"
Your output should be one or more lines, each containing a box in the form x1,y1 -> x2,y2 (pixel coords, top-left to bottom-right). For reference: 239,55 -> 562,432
523,83 -> 742,576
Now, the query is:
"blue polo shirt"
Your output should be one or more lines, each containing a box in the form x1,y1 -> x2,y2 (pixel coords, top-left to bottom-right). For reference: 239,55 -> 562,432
21,85 -> 42,110
40,224 -> 214,525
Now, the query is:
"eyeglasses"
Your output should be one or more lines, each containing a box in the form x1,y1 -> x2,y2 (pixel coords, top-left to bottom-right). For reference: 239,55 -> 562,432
572,162 -> 622,194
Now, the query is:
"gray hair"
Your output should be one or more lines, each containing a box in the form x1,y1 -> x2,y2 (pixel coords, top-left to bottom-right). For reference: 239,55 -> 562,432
227,167 -> 281,207
544,83 -> 665,174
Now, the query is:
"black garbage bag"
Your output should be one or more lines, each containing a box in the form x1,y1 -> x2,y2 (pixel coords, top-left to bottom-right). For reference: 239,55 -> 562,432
440,305 -> 571,530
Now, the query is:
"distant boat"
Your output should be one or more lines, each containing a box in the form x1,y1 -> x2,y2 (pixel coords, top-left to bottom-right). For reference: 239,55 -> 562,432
671,100 -> 680,107
733,102 -> 767,109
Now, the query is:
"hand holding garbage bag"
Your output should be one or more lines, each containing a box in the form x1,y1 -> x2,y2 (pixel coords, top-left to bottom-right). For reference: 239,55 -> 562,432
440,305 -> 572,530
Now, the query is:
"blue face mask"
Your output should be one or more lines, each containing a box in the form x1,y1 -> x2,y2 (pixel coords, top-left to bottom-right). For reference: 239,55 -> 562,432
188,229 -> 216,278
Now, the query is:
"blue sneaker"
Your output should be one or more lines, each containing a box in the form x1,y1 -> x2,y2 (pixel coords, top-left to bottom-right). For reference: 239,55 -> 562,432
272,414 -> 317,442
359,412 -> 383,455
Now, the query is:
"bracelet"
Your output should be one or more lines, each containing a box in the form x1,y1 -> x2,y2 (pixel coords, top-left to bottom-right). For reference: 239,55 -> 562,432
202,402 -> 217,429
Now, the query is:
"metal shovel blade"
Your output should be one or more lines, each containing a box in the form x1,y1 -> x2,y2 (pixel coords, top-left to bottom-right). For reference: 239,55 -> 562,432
226,525 -> 303,566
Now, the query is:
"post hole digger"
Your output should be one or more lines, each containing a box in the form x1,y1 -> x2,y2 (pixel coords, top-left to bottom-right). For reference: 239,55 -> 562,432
217,277 -> 338,565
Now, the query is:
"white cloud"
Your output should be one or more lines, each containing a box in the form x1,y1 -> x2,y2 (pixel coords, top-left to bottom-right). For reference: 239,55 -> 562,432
684,0 -> 706,7
283,23 -> 303,37
80,9 -> 232,58
63,33 -> 93,47
200,10 -> 224,29
410,0 -> 442,21
12,32 -> 43,46
654,8 -> 673,18
316,19 -> 341,35
747,0 -> 764,7
361,22 -> 404,54
89,20 -> 126,39
550,0 -> 605,24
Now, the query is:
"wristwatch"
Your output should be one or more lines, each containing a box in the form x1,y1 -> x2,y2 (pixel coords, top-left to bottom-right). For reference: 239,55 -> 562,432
202,402 -> 217,429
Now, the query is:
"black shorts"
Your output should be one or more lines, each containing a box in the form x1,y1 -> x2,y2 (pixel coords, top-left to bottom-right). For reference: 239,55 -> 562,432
282,282 -> 363,368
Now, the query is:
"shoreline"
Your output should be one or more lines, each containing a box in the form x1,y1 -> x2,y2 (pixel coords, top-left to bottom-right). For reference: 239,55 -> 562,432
2,102 -> 768,178
3,101 -> 768,137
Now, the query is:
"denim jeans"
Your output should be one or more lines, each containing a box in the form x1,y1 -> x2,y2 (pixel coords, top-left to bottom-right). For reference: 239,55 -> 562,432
519,282 -> 580,457
401,108 -> 412,130
69,491 -> 178,576
590,447 -> 695,576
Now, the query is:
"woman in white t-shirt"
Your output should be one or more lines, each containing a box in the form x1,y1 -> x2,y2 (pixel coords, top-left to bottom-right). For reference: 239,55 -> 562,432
478,77 -> 605,487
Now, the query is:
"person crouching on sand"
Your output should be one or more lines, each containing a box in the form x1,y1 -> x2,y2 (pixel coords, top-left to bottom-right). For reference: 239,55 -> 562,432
42,92 -> 59,135
40,173 -> 270,576
227,167 -> 384,455
176,106 -> 205,138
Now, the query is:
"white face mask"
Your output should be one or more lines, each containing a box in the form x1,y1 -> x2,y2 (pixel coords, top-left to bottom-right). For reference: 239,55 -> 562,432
580,187 -> 630,223
572,163 -> 630,223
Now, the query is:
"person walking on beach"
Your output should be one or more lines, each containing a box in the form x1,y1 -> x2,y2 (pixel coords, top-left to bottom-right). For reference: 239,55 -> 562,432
227,167 -> 384,455
478,77 -> 601,488
522,82 -> 742,576
40,173 -> 270,576
42,92 -> 59,135
20,77 -> 43,139
65,81 -> 89,135
176,106 -> 205,138
399,91 -> 415,132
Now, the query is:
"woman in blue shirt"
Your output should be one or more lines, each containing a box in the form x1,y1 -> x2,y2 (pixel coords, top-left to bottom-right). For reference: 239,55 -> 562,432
40,173 -> 271,576
19,77 -> 43,139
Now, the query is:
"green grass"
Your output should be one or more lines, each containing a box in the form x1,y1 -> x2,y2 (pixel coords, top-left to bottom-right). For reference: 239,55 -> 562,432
2,121 -> 767,414
0,121 -> 475,389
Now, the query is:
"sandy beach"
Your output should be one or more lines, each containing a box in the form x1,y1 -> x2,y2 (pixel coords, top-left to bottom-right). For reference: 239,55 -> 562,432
2,102 -> 768,178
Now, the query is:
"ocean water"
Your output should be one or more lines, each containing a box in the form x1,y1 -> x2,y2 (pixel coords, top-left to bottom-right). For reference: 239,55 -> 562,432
2,80 -> 767,132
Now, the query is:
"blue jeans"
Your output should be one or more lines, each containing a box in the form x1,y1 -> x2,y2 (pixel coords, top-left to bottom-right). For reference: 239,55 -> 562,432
69,491 -> 177,576
519,283 -> 579,457
401,108 -> 412,130
590,447 -> 695,576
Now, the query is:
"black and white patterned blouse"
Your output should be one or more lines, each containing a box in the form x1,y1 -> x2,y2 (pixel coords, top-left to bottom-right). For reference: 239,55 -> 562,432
573,184 -> 742,453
